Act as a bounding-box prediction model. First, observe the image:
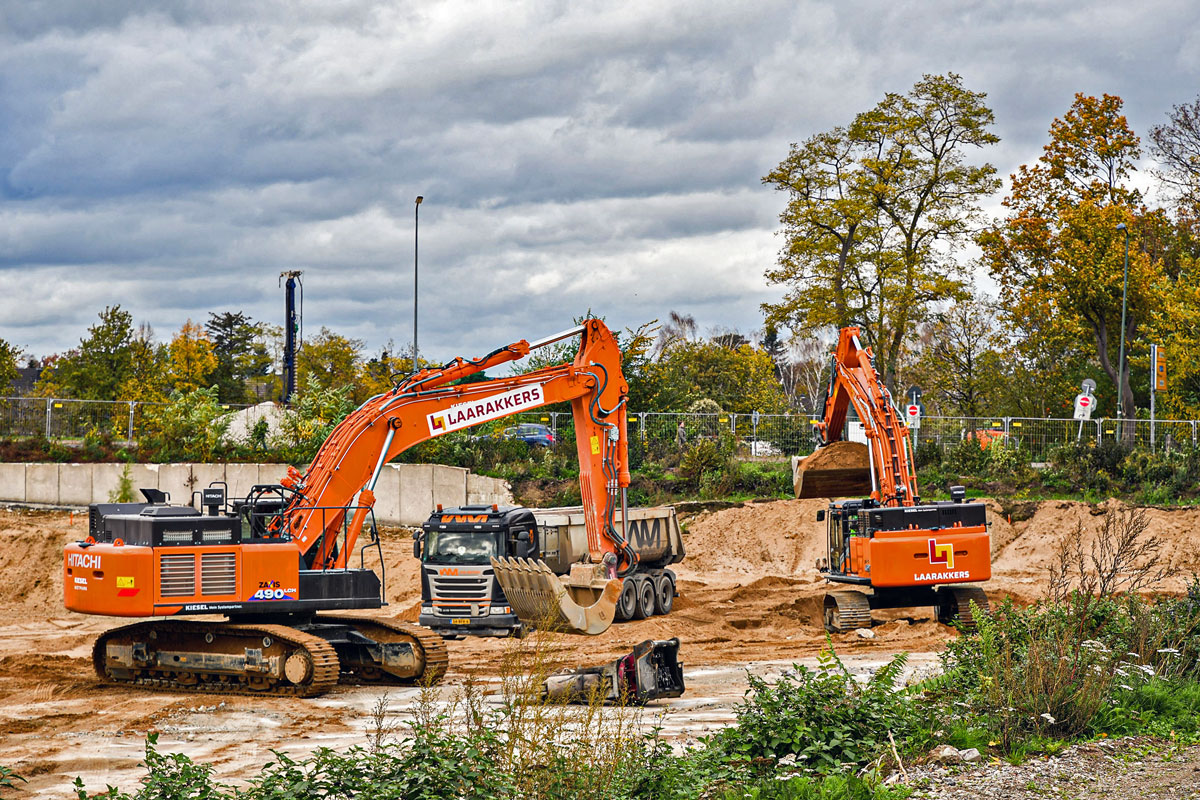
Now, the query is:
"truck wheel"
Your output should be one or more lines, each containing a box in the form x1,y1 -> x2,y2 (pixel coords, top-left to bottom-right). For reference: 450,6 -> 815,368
616,579 -> 638,621
653,574 -> 674,615
633,578 -> 656,620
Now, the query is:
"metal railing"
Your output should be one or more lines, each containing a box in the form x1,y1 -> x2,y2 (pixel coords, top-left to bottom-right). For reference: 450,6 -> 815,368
3,395 -> 1198,460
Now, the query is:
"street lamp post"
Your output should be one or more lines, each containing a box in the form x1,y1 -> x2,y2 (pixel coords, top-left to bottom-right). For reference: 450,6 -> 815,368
1116,222 -> 1129,421
414,195 -> 423,374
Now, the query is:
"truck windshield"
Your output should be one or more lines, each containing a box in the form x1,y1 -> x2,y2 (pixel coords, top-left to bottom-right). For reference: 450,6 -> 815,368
423,530 -> 497,565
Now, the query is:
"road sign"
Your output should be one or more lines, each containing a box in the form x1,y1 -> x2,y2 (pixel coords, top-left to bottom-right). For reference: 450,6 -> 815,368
1155,346 -> 1167,391
1073,393 -> 1095,420
905,403 -> 921,429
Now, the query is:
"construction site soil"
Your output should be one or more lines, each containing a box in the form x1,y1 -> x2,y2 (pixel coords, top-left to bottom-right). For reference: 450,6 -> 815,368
1,499 -> 1198,796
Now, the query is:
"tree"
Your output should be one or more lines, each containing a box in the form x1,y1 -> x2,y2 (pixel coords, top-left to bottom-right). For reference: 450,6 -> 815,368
1150,96 -> 1200,210
648,340 -> 790,414
119,323 -> 169,402
297,327 -> 363,398
907,296 -> 1007,416
36,306 -> 135,400
167,320 -> 218,393
982,94 -> 1154,425
762,73 -> 1000,391
205,311 -> 271,402
0,338 -> 21,394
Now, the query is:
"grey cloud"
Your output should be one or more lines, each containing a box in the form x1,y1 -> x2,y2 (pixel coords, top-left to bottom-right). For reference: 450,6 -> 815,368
2,0 -> 1199,365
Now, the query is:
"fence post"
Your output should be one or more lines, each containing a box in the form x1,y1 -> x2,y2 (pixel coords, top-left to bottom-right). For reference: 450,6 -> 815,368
1003,417 -> 1011,438
45,398 -> 52,439
729,413 -> 737,434
128,401 -> 136,441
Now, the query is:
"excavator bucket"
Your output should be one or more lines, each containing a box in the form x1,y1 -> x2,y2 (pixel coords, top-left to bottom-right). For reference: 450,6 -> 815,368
491,557 -> 622,635
793,441 -> 872,499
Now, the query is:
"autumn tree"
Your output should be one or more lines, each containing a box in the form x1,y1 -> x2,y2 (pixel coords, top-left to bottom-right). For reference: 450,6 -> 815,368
647,339 -> 789,414
297,327 -> 364,399
982,94 -> 1159,426
36,306 -> 136,400
762,73 -> 1000,391
119,323 -> 169,402
167,320 -> 218,393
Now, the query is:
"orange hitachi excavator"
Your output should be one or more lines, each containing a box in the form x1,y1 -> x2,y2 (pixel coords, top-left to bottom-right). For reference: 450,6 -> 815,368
65,319 -> 643,696
798,327 -> 991,632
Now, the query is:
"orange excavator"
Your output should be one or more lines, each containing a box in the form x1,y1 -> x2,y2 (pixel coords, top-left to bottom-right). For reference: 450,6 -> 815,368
796,327 -> 991,632
65,319 -> 643,696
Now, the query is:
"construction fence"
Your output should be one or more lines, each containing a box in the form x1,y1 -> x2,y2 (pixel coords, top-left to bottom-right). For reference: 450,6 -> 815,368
1,396 -> 1197,462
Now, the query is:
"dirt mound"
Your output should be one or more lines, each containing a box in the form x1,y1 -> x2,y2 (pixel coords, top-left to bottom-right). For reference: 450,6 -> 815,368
0,507 -> 86,618
678,499 -> 828,583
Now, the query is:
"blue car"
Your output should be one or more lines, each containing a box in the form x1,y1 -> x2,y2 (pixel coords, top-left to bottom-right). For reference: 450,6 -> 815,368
502,423 -> 556,447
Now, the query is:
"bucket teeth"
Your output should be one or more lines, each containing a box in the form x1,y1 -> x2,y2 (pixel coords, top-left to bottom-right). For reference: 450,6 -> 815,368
491,556 -> 620,635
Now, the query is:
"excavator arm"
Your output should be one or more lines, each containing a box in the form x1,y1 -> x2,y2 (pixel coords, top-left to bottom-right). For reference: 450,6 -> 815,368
801,327 -> 919,507
273,319 -> 633,633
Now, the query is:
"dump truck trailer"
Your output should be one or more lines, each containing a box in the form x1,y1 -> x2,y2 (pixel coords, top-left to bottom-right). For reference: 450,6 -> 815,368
416,504 -> 684,638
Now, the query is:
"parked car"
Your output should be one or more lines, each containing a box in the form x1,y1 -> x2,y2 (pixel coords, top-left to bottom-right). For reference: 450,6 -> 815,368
501,423 -> 556,447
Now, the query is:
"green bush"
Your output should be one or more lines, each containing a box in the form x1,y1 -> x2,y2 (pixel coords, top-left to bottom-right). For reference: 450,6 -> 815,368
717,649 -> 915,771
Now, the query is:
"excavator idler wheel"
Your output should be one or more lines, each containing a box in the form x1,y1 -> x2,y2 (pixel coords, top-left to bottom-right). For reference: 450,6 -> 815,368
653,575 -> 674,616
633,578 -> 656,620
823,591 -> 872,633
616,580 -> 639,622
937,587 -> 989,632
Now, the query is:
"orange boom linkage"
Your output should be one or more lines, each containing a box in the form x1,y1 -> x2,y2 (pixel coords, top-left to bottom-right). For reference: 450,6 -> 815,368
801,327 -> 992,632
65,320 -> 636,697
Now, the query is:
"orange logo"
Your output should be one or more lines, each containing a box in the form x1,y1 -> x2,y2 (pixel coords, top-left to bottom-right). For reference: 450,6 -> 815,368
928,539 -> 954,570
444,514 -> 488,523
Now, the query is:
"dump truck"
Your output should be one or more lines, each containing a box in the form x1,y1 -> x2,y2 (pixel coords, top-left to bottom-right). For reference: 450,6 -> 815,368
416,504 -> 684,638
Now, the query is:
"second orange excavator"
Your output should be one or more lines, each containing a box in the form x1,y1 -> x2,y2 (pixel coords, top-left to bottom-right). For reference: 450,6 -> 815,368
796,327 -> 991,632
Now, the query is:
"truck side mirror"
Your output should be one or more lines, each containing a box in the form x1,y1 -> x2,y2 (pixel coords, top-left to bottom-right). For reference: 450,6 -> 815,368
816,509 -> 826,522
412,530 -> 424,559
516,530 -> 531,542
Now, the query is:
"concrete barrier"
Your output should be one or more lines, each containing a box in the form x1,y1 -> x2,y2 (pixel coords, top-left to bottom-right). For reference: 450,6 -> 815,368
0,463 -> 25,503
59,464 -> 93,506
0,461 -> 511,526
26,464 -> 59,506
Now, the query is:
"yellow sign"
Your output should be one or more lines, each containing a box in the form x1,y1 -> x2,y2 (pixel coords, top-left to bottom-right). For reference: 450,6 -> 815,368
116,576 -> 135,589
590,435 -> 601,455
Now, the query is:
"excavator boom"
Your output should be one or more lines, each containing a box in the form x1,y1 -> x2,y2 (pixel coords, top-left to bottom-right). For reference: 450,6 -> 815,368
795,327 -> 918,505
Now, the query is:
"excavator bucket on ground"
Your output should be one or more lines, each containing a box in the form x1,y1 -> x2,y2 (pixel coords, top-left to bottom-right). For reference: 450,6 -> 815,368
793,441 -> 873,499
491,557 -> 622,635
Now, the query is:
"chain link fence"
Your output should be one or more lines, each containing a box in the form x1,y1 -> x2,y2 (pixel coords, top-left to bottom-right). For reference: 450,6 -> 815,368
3,395 -> 1198,460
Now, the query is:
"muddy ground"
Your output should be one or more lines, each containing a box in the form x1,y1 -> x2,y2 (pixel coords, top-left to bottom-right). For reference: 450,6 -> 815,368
1,499 -> 1198,796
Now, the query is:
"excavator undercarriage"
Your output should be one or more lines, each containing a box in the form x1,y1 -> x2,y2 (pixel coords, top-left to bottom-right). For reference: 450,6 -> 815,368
92,615 -> 448,697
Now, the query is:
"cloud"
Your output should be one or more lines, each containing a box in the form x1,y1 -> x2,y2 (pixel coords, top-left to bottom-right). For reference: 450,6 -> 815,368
1,0 -> 1198,364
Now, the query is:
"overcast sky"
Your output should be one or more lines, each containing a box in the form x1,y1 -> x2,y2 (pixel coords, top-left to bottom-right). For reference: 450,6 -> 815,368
2,0 -> 1198,364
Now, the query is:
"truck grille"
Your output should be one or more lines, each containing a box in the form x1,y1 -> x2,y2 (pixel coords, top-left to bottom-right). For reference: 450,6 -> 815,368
200,552 -> 237,596
429,572 -> 490,617
159,553 -> 196,597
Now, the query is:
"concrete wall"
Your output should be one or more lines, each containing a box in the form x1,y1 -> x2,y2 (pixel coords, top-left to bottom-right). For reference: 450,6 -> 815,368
0,462 -> 513,527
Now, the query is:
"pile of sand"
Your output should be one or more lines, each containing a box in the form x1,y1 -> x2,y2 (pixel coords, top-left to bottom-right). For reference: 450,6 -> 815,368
791,441 -> 871,498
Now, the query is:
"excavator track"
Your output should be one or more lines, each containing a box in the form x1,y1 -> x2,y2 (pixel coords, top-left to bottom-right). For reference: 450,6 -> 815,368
315,615 -> 449,685
938,586 -> 989,632
823,590 -> 873,633
92,621 -> 340,698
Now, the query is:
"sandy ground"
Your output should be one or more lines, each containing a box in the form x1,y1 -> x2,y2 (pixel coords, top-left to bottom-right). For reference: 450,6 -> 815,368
1,498 -> 1199,796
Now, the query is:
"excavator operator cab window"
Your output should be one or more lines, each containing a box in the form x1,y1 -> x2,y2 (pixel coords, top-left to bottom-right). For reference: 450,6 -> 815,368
826,507 -> 845,573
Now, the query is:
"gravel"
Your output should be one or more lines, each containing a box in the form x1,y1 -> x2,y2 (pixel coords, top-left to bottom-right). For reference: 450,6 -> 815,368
902,738 -> 1200,800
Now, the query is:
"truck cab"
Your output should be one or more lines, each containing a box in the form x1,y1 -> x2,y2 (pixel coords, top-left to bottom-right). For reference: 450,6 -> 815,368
416,505 -> 534,638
